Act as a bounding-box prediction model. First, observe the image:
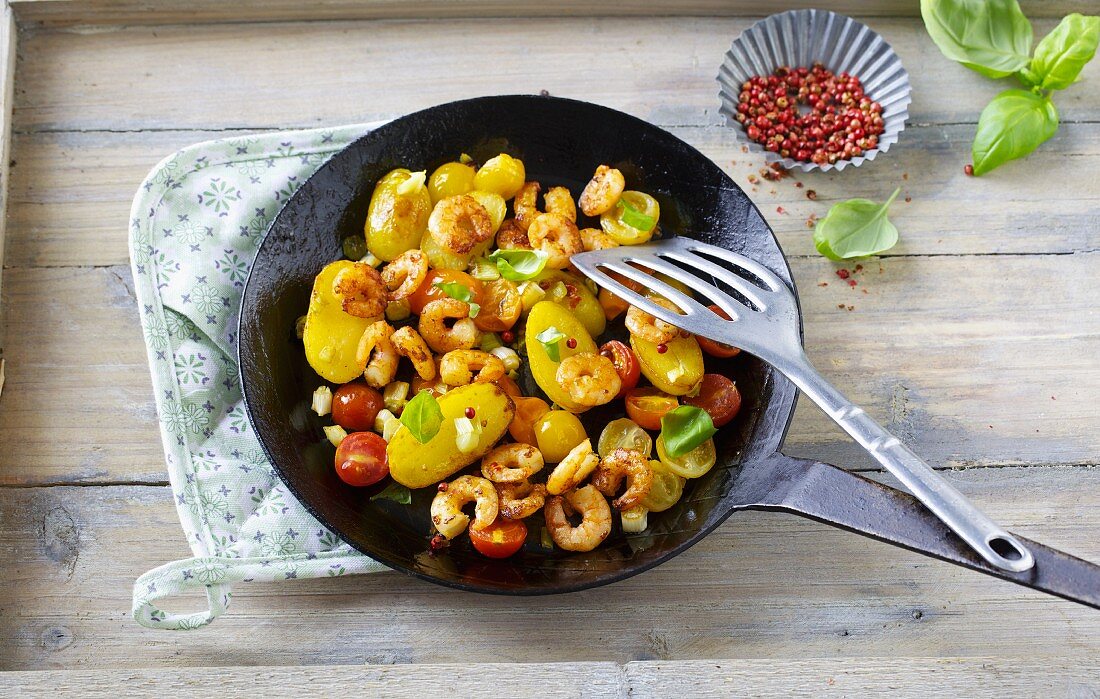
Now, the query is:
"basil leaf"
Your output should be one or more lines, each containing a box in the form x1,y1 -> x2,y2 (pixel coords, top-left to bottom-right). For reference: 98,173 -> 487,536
1021,13 -> 1100,91
618,197 -> 655,231
972,89 -> 1059,175
920,0 -> 1032,78
489,249 -> 549,281
535,326 -> 566,362
399,390 -> 443,443
659,405 -> 717,458
370,481 -> 412,505
813,188 -> 901,260
434,281 -> 480,317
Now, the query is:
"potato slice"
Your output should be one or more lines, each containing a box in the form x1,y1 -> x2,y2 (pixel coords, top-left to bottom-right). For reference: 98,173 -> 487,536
631,333 -> 703,396
388,383 -> 515,489
303,260 -> 375,383
524,301 -> 597,412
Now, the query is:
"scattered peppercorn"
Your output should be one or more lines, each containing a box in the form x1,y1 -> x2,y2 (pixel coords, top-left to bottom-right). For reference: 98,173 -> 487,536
806,213 -> 818,228
747,173 -> 760,184
964,164 -> 974,176
776,206 -> 787,215
501,330 -> 515,344
565,337 -> 577,349
847,279 -> 857,287
437,482 -> 449,492
429,533 -> 449,553
735,63 -> 885,164
904,195 -> 912,203
465,407 -> 476,419
806,189 -> 818,201
795,181 -> 804,188
854,264 -> 863,272
656,343 -> 668,354
761,163 -> 791,181
539,89 -> 550,96
818,281 -> 828,287
836,269 -> 851,279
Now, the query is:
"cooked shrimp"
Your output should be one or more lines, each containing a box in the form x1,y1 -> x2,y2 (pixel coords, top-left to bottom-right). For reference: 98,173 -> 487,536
390,325 -> 436,380
380,249 -> 428,300
333,262 -> 387,318
546,439 -> 600,495
497,480 -> 547,520
513,181 -> 541,232
481,443 -> 544,483
592,447 -> 653,511
355,321 -> 399,388
496,218 -> 532,250
580,227 -> 619,252
439,349 -> 505,386
544,186 -> 577,222
625,296 -> 682,345
544,485 -> 612,552
427,194 -> 493,255
579,165 -> 625,216
431,475 -> 499,539
555,353 -> 622,407
528,212 -> 582,269
418,298 -> 479,353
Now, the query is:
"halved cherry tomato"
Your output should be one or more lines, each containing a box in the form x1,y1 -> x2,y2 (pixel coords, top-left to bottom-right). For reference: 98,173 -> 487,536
469,517 -> 527,559
509,396 -> 550,445
474,279 -> 522,332
684,373 -> 742,428
331,382 -> 384,431
696,305 -> 742,359
624,387 -> 679,431
599,340 -> 640,398
408,269 -> 484,314
495,374 -> 523,398
334,431 -> 389,486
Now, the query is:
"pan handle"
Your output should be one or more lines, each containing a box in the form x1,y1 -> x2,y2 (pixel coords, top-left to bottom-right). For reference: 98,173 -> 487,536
743,453 -> 1100,610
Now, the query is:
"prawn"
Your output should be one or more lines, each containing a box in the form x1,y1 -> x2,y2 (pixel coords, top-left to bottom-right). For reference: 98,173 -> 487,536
544,485 -> 612,552
439,349 -> 505,386
579,165 -> 625,216
528,212 -> 582,270
546,439 -> 600,495
390,325 -> 436,380
555,352 -> 622,408
497,480 -> 547,520
495,218 -> 532,250
380,249 -> 428,300
580,227 -> 619,252
355,320 -> 399,388
544,186 -> 577,222
418,298 -> 479,353
332,262 -> 387,318
431,475 -> 499,539
625,296 -> 682,345
513,181 -> 541,232
592,447 -> 653,511
481,443 -> 544,483
427,194 -> 493,255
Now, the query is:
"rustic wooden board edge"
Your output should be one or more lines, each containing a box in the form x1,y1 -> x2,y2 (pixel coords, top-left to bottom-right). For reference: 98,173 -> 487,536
0,658 -> 1097,696
0,1 -> 16,389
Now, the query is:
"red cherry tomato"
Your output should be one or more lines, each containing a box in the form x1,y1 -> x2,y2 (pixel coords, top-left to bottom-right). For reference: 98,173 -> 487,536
683,373 -> 742,427
469,518 -> 528,559
598,340 -> 640,398
696,305 -> 742,359
624,387 -> 679,431
331,382 -> 384,432
408,269 -> 484,314
334,431 -> 389,487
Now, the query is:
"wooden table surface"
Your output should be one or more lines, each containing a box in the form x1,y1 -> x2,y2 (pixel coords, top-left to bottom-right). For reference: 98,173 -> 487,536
1,1 -> 1098,695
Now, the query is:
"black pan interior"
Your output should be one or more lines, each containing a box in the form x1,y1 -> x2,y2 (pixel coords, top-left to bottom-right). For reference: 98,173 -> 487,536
239,95 -> 799,594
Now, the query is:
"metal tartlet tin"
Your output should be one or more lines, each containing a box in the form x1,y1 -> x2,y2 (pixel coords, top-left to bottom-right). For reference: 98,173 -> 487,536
717,9 -> 911,172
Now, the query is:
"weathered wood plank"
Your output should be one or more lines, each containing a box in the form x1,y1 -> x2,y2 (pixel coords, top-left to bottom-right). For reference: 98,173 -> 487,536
0,466 -> 1097,670
2,250 -> 1098,485
0,3 -> 17,370
13,17 -> 1099,133
7,121 -> 1100,270
2,657 -> 1098,697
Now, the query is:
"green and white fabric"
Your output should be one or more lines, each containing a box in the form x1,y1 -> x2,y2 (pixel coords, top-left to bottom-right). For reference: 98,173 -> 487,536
129,124 -> 390,630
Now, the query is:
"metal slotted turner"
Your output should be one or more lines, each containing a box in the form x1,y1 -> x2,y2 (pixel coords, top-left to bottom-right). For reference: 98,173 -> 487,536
571,237 -> 1035,573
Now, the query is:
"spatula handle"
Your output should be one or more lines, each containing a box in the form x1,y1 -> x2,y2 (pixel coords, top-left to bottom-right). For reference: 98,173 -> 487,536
773,349 -> 1034,573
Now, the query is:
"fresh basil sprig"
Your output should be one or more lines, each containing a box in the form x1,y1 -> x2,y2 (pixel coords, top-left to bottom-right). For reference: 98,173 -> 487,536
813,188 -> 901,260
399,390 -> 443,444
434,281 -> 480,318
922,1 -> 1099,175
489,249 -> 549,281
659,406 -> 717,458
370,481 -> 412,505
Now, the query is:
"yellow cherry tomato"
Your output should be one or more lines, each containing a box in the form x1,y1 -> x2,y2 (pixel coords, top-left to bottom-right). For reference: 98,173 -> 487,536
535,410 -> 588,463
640,459 -> 686,512
428,161 -> 476,204
600,190 -> 660,245
597,417 -> 653,459
655,434 -> 717,479
473,153 -> 526,199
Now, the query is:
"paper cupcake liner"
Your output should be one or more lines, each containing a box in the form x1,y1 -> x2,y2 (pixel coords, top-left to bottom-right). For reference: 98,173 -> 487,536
717,9 -> 911,172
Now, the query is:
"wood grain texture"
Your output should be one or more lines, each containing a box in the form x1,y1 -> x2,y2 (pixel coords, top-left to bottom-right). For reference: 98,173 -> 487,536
0,4 -> 17,361
12,17 -> 1100,133
0,466 -> 1097,670
2,251 -> 1097,485
1,657 -> 1098,697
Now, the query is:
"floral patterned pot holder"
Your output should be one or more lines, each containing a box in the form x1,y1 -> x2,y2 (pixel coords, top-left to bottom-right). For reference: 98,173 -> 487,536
129,124 -> 390,630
